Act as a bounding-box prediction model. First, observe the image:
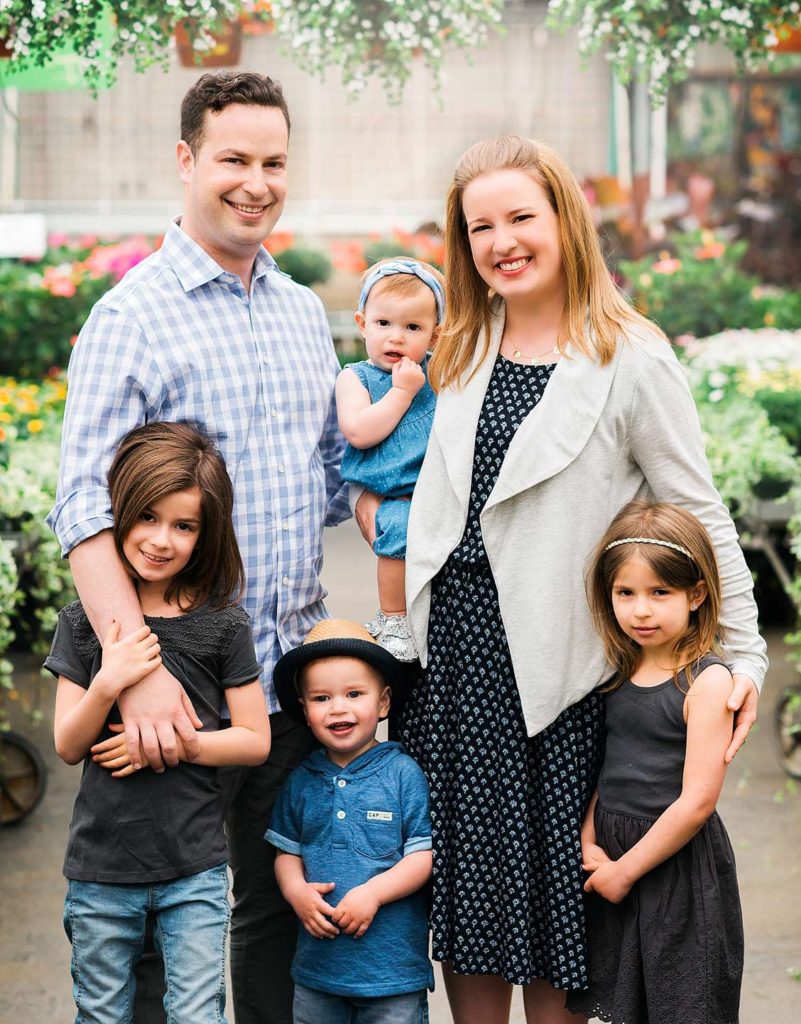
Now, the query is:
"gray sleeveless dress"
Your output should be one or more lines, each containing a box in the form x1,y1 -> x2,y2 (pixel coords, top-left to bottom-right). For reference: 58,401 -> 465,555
568,654 -> 743,1024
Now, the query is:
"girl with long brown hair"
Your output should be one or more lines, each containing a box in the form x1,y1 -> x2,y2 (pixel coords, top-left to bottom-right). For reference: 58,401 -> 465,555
572,500 -> 742,1023
48,421 -> 270,1024
396,136 -> 765,1023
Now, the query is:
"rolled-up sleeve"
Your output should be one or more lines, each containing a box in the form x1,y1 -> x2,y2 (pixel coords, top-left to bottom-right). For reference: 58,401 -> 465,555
628,353 -> 768,689
47,304 -> 164,556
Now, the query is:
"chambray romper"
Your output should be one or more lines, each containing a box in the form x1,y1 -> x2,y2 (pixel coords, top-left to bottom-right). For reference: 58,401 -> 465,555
340,355 -> 435,560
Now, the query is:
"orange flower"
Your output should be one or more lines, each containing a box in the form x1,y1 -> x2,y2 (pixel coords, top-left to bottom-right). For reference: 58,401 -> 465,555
694,241 -> 725,260
263,231 -> 294,256
330,241 -> 368,274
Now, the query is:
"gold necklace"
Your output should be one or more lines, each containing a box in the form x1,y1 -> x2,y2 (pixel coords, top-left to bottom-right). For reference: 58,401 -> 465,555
505,334 -> 562,365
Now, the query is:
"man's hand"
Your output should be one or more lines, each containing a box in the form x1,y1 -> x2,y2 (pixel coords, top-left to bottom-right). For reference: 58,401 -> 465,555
583,859 -> 633,904
355,489 -> 382,547
330,881 -> 381,938
725,673 -> 759,764
286,881 -> 339,939
98,620 -> 162,692
391,356 -> 425,398
117,663 -> 202,773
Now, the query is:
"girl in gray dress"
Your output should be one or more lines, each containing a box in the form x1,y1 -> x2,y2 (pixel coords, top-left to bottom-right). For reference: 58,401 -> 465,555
571,500 -> 743,1024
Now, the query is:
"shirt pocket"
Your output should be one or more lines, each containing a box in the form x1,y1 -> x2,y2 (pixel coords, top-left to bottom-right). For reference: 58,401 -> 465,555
352,806 -> 402,860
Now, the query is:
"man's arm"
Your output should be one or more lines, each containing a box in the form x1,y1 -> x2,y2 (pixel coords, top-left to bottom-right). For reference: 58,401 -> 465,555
51,305 -> 200,771
69,532 -> 202,771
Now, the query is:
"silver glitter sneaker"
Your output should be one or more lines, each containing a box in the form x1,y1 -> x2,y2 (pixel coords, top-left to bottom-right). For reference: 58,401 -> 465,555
375,613 -> 418,663
363,610 -> 386,639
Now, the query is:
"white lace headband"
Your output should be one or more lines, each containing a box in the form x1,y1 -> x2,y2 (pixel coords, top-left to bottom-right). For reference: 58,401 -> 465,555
604,537 -> 694,561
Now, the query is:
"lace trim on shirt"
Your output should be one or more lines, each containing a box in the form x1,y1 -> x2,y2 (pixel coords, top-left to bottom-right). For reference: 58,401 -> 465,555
63,600 -> 250,659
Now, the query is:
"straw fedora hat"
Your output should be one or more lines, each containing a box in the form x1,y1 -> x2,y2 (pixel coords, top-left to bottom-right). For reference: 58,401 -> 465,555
273,618 -> 414,724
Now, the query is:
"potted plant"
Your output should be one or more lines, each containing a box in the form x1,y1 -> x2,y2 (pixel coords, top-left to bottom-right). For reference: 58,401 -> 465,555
174,18 -> 243,68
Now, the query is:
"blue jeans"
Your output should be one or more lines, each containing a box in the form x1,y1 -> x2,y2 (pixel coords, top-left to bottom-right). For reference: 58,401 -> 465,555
293,985 -> 429,1024
64,863 -> 230,1024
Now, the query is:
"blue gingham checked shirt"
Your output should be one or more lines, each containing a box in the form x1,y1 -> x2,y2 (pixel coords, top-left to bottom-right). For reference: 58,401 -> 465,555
47,220 -> 351,712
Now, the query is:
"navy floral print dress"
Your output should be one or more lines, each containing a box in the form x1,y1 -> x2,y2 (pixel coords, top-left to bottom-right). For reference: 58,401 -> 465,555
400,356 -> 604,990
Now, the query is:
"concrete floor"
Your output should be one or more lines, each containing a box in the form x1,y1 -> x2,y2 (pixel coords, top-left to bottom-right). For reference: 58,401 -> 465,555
1,519 -> 800,1023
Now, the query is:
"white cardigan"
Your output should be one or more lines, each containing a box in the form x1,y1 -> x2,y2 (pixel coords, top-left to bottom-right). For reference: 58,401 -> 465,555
405,304 -> 768,738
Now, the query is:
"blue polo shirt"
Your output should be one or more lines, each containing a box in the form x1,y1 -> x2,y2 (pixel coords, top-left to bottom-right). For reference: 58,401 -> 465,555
266,741 -> 434,998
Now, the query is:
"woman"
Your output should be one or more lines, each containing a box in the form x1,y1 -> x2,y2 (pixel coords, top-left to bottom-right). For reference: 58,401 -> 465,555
395,136 -> 765,1024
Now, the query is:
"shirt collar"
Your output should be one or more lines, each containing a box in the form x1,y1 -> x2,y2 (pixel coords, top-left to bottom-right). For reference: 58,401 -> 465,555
161,218 -> 278,293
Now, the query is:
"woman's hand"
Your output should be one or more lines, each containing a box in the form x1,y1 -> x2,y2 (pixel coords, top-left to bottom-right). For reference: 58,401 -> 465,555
96,620 -> 162,694
583,858 -> 633,904
725,673 -> 759,763
330,881 -> 381,938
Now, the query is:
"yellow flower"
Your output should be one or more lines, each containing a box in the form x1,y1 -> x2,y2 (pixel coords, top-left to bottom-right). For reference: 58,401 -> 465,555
639,273 -> 652,287
764,312 -> 776,326
27,419 -> 45,433
0,411 -> 11,423
0,427 -> 6,442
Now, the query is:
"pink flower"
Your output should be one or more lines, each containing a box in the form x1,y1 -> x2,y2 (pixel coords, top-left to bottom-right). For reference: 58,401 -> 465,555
652,257 -> 682,276
48,232 -> 70,248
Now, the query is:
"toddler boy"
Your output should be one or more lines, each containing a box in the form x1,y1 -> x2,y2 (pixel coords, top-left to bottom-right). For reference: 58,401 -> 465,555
267,618 -> 433,1023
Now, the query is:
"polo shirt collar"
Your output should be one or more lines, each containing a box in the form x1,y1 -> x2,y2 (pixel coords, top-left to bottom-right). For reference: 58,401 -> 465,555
308,741 -> 401,778
161,217 -> 278,293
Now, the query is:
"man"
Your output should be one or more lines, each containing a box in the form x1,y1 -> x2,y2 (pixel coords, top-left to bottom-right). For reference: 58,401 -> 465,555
48,71 -> 350,1024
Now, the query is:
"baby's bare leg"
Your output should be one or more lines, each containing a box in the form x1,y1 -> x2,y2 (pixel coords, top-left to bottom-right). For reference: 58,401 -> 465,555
377,556 -> 406,615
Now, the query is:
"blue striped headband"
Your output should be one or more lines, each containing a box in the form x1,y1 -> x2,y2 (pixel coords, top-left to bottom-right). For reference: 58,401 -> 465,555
358,259 -> 445,324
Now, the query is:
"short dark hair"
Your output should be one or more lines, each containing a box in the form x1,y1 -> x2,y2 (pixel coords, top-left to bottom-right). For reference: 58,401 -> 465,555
181,71 -> 290,154
108,421 -> 245,612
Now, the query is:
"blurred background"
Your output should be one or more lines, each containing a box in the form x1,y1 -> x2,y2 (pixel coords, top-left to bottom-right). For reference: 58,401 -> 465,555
1,2 -> 800,1021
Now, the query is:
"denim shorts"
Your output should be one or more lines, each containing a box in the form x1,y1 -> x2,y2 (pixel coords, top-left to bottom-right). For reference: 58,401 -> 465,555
64,862 -> 230,1024
293,984 -> 429,1024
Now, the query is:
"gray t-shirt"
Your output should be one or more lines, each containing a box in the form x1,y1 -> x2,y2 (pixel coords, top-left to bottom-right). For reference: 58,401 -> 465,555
45,600 -> 260,883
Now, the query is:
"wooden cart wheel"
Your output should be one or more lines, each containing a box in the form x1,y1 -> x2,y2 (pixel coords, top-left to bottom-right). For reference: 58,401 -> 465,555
0,730 -> 47,826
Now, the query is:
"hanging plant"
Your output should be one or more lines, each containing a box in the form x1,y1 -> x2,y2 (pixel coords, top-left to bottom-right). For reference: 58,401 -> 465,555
269,0 -> 504,101
547,1 -> 801,103
0,1 -> 504,100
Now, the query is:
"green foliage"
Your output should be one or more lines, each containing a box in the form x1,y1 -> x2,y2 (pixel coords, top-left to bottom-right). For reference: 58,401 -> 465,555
697,399 -> 801,519
275,247 -> 333,289
620,234 -> 781,341
0,1 -> 245,90
0,433 -> 76,660
547,1 -> 801,103
0,261 -> 108,377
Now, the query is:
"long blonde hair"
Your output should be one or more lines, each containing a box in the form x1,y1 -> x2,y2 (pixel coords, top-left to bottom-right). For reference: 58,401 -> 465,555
587,500 -> 724,692
429,135 -> 662,392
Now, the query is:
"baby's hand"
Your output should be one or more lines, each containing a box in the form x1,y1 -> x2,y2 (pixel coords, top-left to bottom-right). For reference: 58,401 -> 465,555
98,620 -> 162,694
330,881 -> 381,938
583,859 -> 633,904
288,881 -> 339,940
392,357 -> 425,398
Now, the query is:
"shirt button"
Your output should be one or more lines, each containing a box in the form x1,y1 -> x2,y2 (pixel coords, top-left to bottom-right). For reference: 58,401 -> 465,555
277,463 -> 285,474
337,779 -> 346,788
282,521 -> 289,532
282,575 -> 290,586
336,810 -> 346,820
271,408 -> 278,417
